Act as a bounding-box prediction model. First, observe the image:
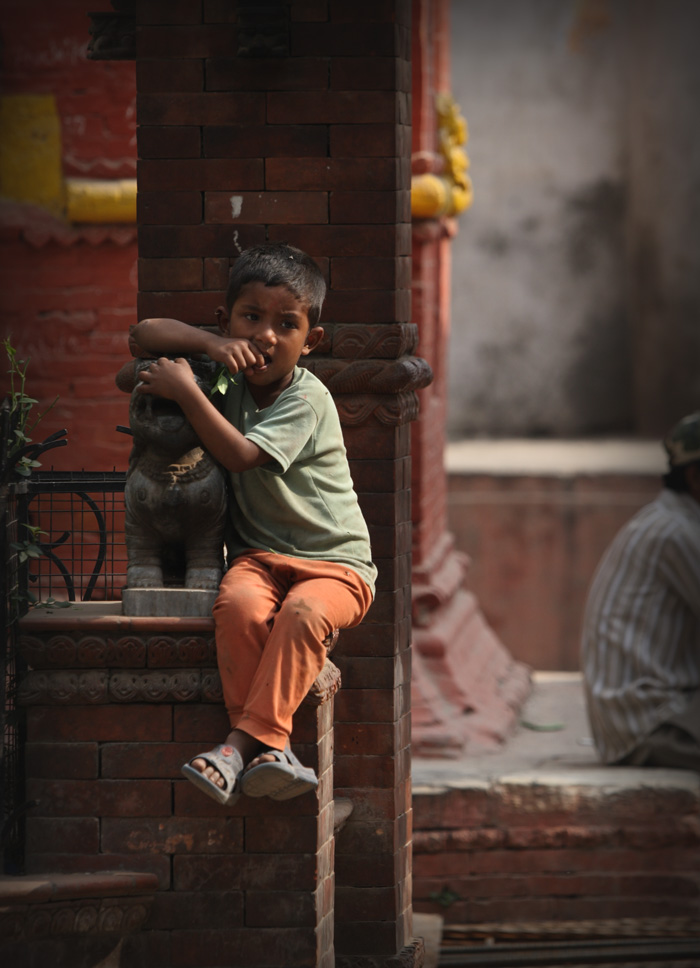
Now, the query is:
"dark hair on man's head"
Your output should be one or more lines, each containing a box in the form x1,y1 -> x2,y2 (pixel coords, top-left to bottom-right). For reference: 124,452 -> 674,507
663,458 -> 700,492
226,242 -> 326,326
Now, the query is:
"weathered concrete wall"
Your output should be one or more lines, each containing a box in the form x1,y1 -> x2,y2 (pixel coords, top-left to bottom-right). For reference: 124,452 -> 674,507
447,0 -> 700,438
623,1 -> 700,436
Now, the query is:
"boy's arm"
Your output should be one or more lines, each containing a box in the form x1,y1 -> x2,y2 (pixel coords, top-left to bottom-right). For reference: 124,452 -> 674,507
136,356 -> 270,473
131,318 -> 217,356
132,318 -> 264,373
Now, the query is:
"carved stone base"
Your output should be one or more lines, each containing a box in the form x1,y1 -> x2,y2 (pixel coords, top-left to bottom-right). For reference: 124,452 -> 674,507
337,938 -> 425,968
412,536 -> 532,755
121,587 -> 218,617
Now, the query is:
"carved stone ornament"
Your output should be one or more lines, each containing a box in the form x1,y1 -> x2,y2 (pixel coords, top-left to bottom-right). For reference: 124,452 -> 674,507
302,658 -> 341,707
19,634 -> 149,669
18,665 -> 337,706
336,938 -> 425,968
330,324 -> 419,360
304,355 -> 433,396
202,669 -> 224,703
2,899 -> 150,941
17,671 -> 109,706
147,635 -> 215,667
124,358 -> 227,596
334,392 -> 420,427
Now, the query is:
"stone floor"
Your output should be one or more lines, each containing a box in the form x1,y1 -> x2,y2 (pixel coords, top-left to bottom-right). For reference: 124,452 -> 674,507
413,671 -> 596,787
414,669 -> 699,789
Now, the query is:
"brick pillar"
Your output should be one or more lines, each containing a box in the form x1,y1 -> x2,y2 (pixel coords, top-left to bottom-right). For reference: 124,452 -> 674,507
133,3 -> 425,966
409,0 -> 531,755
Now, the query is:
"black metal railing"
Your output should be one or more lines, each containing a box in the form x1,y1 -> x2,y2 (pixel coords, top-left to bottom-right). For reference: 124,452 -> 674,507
20,471 -> 127,605
2,464 -> 127,872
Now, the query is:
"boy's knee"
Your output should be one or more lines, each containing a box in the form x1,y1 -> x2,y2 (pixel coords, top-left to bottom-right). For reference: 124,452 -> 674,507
281,595 -> 330,638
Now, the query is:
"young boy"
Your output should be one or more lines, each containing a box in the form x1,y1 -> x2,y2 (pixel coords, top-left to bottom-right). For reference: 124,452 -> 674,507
131,243 -> 376,805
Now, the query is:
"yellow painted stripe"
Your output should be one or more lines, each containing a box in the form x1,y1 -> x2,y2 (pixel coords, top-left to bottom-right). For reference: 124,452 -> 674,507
65,178 -> 137,223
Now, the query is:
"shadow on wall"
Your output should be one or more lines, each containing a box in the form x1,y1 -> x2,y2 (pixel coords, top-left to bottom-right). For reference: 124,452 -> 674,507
447,0 -> 700,440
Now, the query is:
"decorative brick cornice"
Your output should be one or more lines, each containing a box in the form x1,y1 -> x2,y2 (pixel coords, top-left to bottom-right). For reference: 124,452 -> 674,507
304,356 -> 433,396
0,898 -> 150,941
330,324 -> 419,360
19,633 -> 215,669
17,660 -> 340,707
335,393 -> 419,427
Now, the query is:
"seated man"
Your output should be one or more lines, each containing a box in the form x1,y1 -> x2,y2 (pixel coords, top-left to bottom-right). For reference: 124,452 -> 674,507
581,411 -> 700,770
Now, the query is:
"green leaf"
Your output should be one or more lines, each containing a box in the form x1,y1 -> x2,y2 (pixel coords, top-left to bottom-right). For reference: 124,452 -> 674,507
209,367 -> 238,397
23,524 -> 47,538
520,719 -> 566,732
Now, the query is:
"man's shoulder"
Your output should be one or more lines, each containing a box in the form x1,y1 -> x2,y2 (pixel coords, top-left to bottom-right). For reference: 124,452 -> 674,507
625,490 -> 699,546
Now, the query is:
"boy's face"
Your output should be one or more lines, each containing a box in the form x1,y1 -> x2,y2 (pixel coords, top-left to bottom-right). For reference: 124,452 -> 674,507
218,282 -> 323,402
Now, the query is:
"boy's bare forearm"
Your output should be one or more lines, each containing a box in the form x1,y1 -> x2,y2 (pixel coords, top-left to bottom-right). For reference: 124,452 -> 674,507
132,318 -> 217,357
136,357 -> 269,473
177,383 -> 269,473
133,318 -> 263,373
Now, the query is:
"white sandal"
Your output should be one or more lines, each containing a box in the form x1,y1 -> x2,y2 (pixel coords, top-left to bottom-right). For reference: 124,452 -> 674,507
240,744 -> 318,801
181,744 -> 244,805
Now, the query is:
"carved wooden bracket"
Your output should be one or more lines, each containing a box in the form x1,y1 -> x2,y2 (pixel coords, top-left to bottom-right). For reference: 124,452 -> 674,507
335,392 -> 419,427
303,355 -> 433,396
329,323 -> 419,360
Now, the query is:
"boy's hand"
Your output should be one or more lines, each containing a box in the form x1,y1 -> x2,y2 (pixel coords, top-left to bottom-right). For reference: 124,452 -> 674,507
136,357 -> 198,401
208,337 -> 265,375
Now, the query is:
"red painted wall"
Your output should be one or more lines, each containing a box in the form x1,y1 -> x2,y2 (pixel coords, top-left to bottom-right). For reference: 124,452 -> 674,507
0,1 -> 137,471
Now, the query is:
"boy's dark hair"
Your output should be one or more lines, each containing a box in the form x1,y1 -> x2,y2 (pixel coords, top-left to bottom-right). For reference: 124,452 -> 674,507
663,459 -> 700,492
226,242 -> 326,326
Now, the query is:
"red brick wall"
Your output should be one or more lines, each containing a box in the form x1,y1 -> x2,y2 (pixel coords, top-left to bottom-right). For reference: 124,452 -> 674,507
447,472 -> 662,670
413,778 -> 700,924
133,2 -> 418,964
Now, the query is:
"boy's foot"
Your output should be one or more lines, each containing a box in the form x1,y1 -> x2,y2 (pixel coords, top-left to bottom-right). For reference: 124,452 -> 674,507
181,744 -> 244,805
240,744 -> 318,801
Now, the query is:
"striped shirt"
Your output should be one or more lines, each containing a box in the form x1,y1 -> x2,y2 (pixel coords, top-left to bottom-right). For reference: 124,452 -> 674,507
581,489 -> 700,763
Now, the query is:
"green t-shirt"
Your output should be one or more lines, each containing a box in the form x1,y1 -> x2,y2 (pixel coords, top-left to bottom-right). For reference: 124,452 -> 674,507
220,366 -> 377,596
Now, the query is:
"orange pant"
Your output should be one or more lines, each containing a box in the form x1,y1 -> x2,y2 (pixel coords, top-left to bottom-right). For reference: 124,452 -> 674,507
212,550 -> 373,749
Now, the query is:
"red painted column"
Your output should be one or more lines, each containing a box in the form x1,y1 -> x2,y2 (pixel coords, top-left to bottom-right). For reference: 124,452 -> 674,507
410,0 -> 531,755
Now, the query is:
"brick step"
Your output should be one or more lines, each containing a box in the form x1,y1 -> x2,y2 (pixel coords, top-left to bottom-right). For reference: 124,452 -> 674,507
413,768 -> 700,926
0,870 -> 158,906
438,937 -> 700,967
0,870 -> 157,965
